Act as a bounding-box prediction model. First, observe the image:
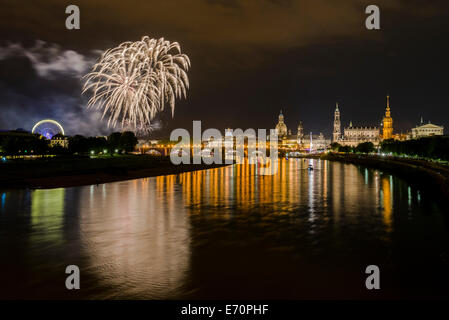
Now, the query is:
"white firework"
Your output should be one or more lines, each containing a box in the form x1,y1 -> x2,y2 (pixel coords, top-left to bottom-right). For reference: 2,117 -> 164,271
83,36 -> 190,128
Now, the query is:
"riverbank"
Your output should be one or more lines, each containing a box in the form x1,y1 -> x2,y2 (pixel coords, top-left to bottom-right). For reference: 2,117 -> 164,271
317,152 -> 449,199
0,155 -> 228,189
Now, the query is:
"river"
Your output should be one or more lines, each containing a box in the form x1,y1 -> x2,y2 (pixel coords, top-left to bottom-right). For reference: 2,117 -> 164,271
0,159 -> 448,299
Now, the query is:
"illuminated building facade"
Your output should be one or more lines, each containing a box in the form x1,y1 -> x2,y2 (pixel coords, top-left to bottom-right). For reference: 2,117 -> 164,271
332,102 -> 380,147
50,134 -> 68,148
281,129 -> 300,149
341,123 -> 380,147
303,133 -> 330,152
411,119 -> 444,139
274,111 -> 327,150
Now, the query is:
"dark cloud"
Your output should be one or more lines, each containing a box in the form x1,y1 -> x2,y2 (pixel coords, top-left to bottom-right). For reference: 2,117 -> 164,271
0,41 -> 108,135
0,40 -> 97,77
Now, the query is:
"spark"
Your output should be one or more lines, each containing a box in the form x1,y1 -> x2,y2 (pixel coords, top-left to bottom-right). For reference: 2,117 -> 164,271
83,36 -> 190,129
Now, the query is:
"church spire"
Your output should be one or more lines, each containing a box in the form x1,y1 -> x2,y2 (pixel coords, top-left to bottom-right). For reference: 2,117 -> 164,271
332,102 -> 341,142
385,95 -> 391,117
279,109 -> 284,122
382,95 -> 393,139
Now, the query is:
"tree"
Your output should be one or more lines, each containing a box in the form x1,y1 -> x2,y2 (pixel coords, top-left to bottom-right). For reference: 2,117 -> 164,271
50,144 -> 68,155
338,145 -> 353,153
381,136 -> 449,160
0,132 -> 49,154
68,135 -> 88,154
87,137 -> 108,153
119,131 -> 138,153
108,132 -> 122,151
355,142 -> 375,154
330,142 -> 341,151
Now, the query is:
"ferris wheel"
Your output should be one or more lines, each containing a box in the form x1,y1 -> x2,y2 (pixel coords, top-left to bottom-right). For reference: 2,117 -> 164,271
31,119 -> 65,139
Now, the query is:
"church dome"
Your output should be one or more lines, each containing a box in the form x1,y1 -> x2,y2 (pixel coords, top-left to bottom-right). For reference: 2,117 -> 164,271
275,123 -> 287,136
275,110 -> 288,137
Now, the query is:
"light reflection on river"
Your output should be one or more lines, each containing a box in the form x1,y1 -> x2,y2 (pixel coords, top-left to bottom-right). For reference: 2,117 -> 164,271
0,159 -> 448,299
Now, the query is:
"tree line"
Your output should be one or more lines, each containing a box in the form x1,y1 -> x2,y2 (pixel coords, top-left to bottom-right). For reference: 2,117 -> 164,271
0,130 -> 138,155
69,132 -> 138,154
330,141 -> 376,154
380,136 -> 449,160
330,136 -> 449,161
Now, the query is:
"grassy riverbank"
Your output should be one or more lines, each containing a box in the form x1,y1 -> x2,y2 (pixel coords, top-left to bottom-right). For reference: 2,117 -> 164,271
0,155 -> 228,189
318,152 -> 449,199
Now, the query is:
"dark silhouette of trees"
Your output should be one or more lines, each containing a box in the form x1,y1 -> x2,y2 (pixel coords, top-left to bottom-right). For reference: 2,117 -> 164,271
105,131 -> 138,153
355,142 -> 375,154
330,142 -> 341,151
338,145 -> 353,153
2,130 -> 139,156
68,135 -> 107,154
119,131 -> 138,153
0,132 -> 49,154
107,132 -> 122,151
87,137 -> 108,153
67,132 -> 139,155
68,135 -> 89,154
381,136 -> 449,160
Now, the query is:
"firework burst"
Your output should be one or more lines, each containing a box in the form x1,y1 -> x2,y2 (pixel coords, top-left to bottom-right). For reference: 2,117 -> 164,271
83,36 -> 190,128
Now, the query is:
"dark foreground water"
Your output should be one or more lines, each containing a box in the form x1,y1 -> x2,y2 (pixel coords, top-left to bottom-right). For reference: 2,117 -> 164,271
0,159 -> 448,299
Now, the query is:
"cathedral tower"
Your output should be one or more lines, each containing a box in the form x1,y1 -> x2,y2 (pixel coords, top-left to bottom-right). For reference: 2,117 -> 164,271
333,103 -> 341,142
382,95 -> 393,140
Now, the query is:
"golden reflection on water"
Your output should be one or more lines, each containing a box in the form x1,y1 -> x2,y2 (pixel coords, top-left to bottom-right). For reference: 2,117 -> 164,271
1,156 -> 448,300
381,175 -> 393,233
30,188 -> 65,245
153,158 -> 394,225
21,159 -> 398,298
175,159 -> 314,213
79,179 -> 191,299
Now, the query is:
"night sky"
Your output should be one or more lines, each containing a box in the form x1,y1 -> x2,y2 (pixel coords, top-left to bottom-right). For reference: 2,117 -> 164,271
0,0 -> 448,137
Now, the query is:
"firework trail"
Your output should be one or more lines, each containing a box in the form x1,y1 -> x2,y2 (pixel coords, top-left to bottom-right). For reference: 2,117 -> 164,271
83,36 -> 190,129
